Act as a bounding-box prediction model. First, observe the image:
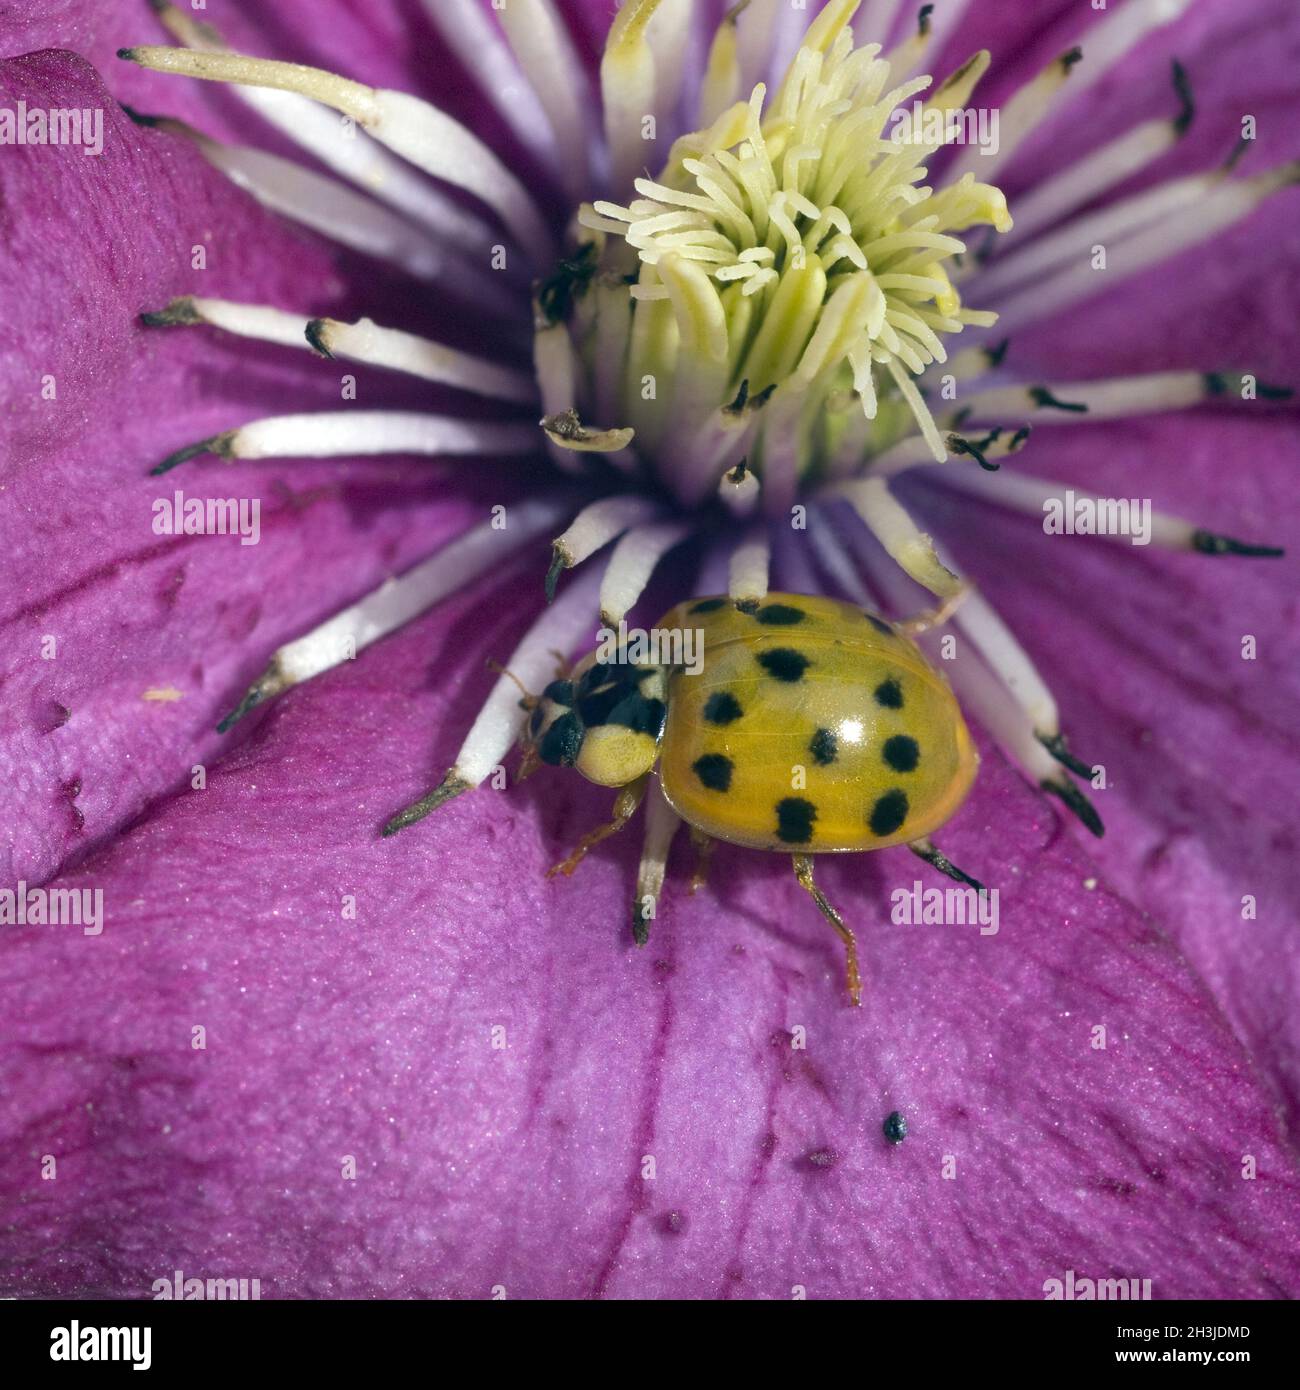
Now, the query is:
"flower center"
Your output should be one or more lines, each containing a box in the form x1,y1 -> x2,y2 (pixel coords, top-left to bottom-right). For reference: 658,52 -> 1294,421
549,24 -> 1011,513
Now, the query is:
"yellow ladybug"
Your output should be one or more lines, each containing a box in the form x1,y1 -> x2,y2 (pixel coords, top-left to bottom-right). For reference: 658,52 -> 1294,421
525,592 -> 982,1006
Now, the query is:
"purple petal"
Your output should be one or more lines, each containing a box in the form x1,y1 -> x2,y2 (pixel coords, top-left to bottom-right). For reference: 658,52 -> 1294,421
2,575 -> 1298,1298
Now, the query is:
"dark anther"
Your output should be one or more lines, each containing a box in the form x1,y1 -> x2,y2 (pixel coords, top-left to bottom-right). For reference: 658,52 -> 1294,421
983,338 -> 1010,368
1036,731 -> 1095,780
883,1111 -> 908,1145
1171,59 -> 1195,136
536,242 -> 598,325
726,456 -> 750,483
1041,779 -> 1105,838
1029,386 -> 1089,413
1191,530 -> 1284,558
150,431 -> 235,476
1008,424 -> 1032,451
381,773 -> 470,837
910,840 -> 986,894
1060,45 -> 1084,72
917,4 -> 934,36
950,433 -> 1000,472
544,546 -> 567,602
726,378 -> 750,414
304,319 -> 334,357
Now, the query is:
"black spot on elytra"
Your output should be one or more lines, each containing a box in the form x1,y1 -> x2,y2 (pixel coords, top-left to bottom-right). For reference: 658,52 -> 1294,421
703,691 -> 743,725
756,603 -> 805,626
539,712 -> 584,767
775,797 -> 817,844
693,753 -> 733,792
864,611 -> 894,635
882,734 -> 920,772
757,648 -> 810,682
809,728 -> 837,765
874,677 -> 903,709
691,598 -> 726,613
542,679 -> 574,705
869,788 -> 909,836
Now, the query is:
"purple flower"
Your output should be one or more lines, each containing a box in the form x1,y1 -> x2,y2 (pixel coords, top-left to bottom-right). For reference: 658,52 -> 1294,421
2,0 -> 1298,1299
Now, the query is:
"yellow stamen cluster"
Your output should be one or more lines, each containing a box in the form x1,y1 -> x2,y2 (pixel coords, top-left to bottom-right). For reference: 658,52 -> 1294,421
575,19 -> 1012,503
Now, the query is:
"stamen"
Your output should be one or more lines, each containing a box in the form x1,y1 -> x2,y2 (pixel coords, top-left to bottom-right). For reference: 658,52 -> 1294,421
728,526 -> 771,611
1002,62 -> 1193,245
983,161 -> 1300,334
953,371 -> 1221,425
384,564 -> 603,835
719,457 -> 762,515
632,777 -> 683,945
305,316 -> 536,403
118,45 -> 553,258
835,476 -> 962,597
936,468 -> 1283,557
909,837 -> 985,893
126,113 -> 456,287
495,0 -> 593,199
546,496 -> 667,600
601,0 -> 668,192
539,410 -> 636,454
142,297 -> 534,402
150,412 -> 536,474
217,498 -> 565,731
598,520 -> 693,625
140,4 -> 499,250
419,0 -> 564,178
1063,0 -> 1192,104
586,24 -> 1010,497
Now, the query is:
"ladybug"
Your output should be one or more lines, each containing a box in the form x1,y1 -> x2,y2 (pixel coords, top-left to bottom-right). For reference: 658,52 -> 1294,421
524,593 -> 983,1006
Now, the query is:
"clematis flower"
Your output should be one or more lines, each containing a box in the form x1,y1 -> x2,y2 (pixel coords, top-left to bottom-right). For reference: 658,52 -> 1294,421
2,0 -> 1298,1300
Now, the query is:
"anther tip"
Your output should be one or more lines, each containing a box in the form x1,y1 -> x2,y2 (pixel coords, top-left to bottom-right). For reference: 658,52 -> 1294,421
1036,731 -> 1095,781
1191,530 -> 1284,559
544,547 -> 566,604
381,774 -> 469,837
304,318 -> 334,358
1042,779 -> 1105,838
116,47 -> 138,62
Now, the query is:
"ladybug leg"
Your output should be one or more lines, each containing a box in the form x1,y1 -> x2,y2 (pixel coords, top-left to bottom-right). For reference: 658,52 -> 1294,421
909,837 -> 986,893
792,855 -> 862,1007
687,826 -> 715,894
898,582 -> 971,638
546,774 -> 648,879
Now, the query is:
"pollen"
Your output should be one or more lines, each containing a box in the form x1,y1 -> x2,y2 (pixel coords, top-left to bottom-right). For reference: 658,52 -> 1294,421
577,14 -> 1012,502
